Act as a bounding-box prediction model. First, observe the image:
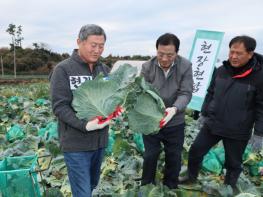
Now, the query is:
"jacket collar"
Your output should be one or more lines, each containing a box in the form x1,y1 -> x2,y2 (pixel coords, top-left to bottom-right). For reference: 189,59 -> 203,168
223,53 -> 262,78
71,49 -> 100,68
152,55 -> 180,68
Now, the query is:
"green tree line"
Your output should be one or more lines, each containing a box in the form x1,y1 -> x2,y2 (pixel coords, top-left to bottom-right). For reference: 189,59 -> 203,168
0,46 -> 151,75
0,23 -> 151,75
0,45 -> 69,74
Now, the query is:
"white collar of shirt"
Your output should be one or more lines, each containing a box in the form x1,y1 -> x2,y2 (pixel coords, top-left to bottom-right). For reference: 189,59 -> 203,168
158,62 -> 175,78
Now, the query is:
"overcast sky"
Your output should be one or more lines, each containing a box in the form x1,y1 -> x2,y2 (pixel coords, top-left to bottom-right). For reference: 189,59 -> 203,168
1,0 -> 263,61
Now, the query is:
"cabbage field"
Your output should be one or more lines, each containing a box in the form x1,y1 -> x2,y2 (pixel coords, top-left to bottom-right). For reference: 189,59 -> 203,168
0,81 -> 262,197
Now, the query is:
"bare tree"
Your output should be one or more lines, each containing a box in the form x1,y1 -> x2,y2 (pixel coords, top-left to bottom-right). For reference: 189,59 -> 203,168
6,23 -> 23,78
16,25 -> 24,47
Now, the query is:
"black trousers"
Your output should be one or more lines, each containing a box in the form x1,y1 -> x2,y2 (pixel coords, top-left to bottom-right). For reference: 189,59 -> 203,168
141,123 -> 185,189
188,124 -> 249,186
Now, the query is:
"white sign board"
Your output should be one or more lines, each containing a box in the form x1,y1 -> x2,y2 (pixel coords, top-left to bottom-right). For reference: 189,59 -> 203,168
188,30 -> 224,111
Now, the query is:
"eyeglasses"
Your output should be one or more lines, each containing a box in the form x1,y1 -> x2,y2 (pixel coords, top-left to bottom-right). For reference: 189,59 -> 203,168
157,52 -> 176,59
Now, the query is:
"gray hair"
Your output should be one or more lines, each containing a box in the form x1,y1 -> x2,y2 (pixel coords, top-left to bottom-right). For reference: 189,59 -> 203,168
78,24 -> 106,41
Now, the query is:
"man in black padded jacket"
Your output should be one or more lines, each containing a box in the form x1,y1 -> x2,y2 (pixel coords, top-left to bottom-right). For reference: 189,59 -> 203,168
180,35 -> 263,190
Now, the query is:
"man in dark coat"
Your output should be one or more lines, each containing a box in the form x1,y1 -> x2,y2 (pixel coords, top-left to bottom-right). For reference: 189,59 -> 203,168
180,35 -> 263,190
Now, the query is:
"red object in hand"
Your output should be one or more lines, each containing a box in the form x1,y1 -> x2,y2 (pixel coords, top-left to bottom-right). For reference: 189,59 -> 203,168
112,106 -> 124,118
97,116 -> 111,124
159,107 -> 176,128
159,111 -> 168,128
97,106 -> 124,124
86,116 -> 111,131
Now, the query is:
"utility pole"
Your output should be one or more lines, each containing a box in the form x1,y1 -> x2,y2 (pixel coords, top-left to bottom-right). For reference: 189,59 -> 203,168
1,55 -> 3,77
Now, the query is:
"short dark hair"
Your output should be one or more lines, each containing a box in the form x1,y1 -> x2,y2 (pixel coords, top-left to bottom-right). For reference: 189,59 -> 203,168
156,33 -> 180,53
78,24 -> 106,41
229,35 -> 256,52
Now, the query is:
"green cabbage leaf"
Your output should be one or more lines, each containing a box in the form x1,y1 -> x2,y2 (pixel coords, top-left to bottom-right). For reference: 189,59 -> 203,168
72,64 -> 165,135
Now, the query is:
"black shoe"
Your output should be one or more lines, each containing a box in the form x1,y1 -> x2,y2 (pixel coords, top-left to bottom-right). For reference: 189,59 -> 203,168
164,182 -> 178,189
178,175 -> 197,184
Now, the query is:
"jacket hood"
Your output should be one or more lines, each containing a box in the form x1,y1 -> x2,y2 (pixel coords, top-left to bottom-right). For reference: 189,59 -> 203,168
254,52 -> 263,66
